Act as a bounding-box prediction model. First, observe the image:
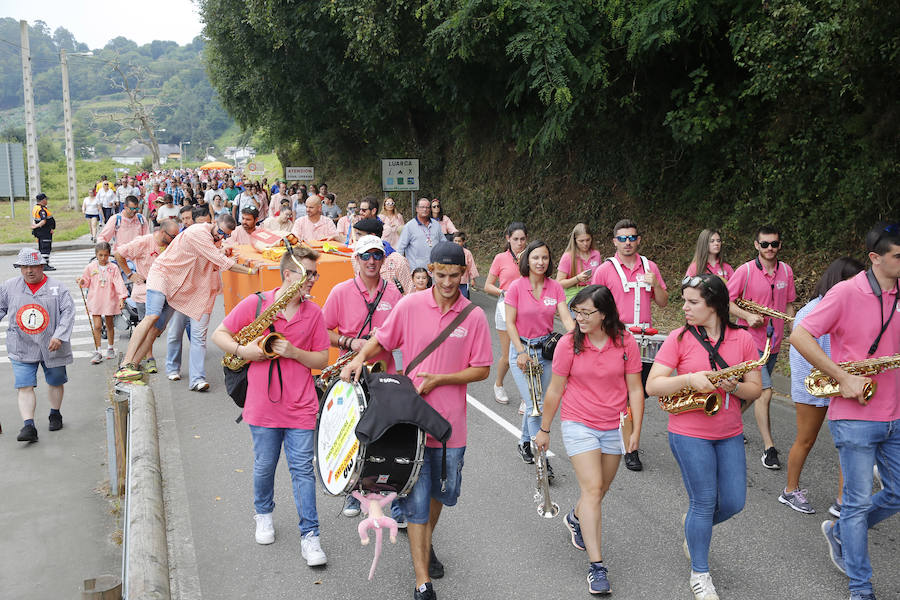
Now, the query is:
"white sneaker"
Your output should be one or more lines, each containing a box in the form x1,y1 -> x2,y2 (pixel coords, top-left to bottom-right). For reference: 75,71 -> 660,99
190,381 -> 210,392
518,400 -> 526,415
105,347 -> 116,360
493,384 -> 510,404
168,373 -> 181,381
690,571 -> 719,600
254,513 -> 275,544
90,350 -> 103,364
300,531 -> 327,566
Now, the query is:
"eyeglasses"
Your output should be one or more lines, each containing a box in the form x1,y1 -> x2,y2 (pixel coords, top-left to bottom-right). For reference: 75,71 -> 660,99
358,251 -> 385,261
758,240 -> 781,249
615,235 -> 638,242
572,308 -> 599,319
216,227 -> 231,240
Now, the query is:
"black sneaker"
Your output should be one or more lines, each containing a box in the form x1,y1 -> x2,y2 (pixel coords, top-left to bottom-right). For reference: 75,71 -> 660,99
518,442 -> 535,464
762,446 -> 782,470
43,264 -> 56,271
428,546 -> 444,579
546,459 -> 555,482
48,413 -> 63,431
413,581 -> 437,600
17,424 -> 38,443
624,450 -> 643,472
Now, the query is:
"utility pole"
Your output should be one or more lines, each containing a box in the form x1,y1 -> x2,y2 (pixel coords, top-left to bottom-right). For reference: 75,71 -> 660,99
179,141 -> 190,170
20,20 -> 40,210
60,49 -> 77,210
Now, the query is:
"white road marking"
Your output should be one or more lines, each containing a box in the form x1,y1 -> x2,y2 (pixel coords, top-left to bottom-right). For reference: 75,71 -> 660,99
466,393 -> 555,457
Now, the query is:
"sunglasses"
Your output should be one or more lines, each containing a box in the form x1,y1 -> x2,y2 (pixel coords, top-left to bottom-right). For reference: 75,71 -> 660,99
216,227 -> 231,240
615,235 -> 638,242
358,251 -> 385,261
682,275 -> 714,288
758,240 -> 781,249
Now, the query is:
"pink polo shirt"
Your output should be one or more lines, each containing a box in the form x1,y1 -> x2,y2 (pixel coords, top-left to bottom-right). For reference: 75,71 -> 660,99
291,215 -> 338,242
800,271 -> 900,422
146,223 -> 235,320
505,277 -> 565,339
727,259 -> 796,353
376,290 -> 493,448
654,326 -> 759,440
489,250 -> 521,291
461,247 -> 479,285
223,290 -> 329,429
590,253 -> 666,327
322,276 -> 403,371
558,250 -> 602,279
553,331 -> 641,431
97,212 -> 148,248
685,261 -> 735,280
229,225 -> 257,246
116,233 -> 164,303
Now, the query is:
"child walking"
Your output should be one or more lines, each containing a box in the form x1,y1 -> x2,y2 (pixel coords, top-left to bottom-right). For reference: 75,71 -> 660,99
78,242 -> 128,364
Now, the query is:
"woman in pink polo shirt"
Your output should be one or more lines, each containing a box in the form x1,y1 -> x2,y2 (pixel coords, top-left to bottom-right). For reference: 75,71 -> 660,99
685,229 -> 734,280
506,240 -> 575,468
484,222 -> 528,406
557,222 -> 602,303
533,284 -> 644,595
646,274 -> 761,600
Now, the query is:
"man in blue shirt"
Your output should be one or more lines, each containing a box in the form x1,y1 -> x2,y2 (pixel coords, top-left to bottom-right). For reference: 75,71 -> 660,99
396,197 -> 444,270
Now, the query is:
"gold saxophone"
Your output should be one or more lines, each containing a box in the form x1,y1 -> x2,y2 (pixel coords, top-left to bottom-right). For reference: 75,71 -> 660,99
735,298 -> 794,322
222,266 -> 307,371
316,348 -> 386,388
804,354 -> 900,400
659,337 -> 771,416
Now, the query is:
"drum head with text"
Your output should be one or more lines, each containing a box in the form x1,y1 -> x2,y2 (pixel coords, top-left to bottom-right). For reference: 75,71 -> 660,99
315,379 -> 367,495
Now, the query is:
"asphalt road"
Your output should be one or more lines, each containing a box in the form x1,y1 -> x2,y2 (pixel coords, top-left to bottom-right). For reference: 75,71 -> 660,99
2,247 -> 897,600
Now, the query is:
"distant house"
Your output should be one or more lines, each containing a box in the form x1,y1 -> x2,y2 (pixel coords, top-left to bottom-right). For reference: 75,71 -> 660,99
223,146 -> 255,163
112,140 -> 180,166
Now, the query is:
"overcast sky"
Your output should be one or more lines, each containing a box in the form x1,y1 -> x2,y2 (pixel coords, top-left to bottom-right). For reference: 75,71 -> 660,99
1,0 -> 204,49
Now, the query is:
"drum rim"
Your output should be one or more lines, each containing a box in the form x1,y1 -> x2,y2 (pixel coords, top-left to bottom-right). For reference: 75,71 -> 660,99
314,377 -> 368,496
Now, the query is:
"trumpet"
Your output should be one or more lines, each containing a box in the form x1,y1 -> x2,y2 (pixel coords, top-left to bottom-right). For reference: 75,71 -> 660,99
523,345 -> 545,417
735,298 -> 794,322
532,441 -> 559,518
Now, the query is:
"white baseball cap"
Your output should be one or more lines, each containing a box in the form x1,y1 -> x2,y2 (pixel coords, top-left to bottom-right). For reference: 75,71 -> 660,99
354,235 -> 385,256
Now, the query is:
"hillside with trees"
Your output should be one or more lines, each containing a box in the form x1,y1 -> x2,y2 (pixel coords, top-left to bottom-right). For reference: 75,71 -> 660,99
200,0 -> 898,263
0,18 -> 238,162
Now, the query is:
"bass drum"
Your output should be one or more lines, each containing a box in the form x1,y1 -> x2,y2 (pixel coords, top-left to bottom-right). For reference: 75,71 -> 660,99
314,377 -> 425,497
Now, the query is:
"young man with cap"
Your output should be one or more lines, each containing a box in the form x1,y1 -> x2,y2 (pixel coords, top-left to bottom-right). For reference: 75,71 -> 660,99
791,222 -> 900,600
31,194 -> 56,271
354,218 -> 413,295
323,234 -> 404,519
341,241 -> 492,600
0,249 -> 75,442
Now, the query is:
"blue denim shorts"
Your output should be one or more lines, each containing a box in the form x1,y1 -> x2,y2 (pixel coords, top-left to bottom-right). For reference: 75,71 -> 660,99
561,420 -> 625,456
10,360 -> 68,389
759,350 -> 779,390
398,446 -> 465,524
145,289 -> 174,331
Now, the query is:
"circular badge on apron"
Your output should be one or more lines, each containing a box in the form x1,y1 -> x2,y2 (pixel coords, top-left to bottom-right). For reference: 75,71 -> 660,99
16,303 -> 50,335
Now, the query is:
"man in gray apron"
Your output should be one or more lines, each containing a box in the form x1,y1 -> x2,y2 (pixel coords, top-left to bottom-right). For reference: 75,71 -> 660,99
0,249 -> 75,443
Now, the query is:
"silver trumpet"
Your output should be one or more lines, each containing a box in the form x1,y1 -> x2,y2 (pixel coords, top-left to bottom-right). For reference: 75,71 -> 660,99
524,344 -> 544,417
532,441 -> 559,518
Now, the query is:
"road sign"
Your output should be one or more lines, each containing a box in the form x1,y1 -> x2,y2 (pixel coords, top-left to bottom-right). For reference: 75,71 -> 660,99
285,166 -> 314,181
0,143 -> 27,199
246,161 -> 264,176
381,158 -> 419,191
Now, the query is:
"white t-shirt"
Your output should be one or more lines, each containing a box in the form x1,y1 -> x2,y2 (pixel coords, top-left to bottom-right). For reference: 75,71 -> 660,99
97,188 -> 117,208
82,196 -> 101,216
156,204 -> 181,221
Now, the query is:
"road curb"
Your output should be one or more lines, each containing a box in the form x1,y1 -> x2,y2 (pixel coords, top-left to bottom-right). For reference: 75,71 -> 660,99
0,239 -> 95,256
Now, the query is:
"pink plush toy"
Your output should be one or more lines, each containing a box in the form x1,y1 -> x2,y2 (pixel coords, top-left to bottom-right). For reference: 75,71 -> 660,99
352,490 -> 399,580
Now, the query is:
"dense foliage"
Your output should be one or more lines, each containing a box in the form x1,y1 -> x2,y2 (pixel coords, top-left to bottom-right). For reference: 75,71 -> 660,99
0,19 -> 233,158
200,0 -> 898,251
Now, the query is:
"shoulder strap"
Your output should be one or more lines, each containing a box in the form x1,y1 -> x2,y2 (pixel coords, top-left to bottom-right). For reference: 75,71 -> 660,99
356,281 -> 388,338
686,326 -> 729,371
404,302 -> 477,376
115,213 -> 122,230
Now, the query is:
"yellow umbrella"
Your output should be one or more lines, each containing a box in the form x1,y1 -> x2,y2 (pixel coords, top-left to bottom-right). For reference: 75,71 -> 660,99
199,161 -> 234,170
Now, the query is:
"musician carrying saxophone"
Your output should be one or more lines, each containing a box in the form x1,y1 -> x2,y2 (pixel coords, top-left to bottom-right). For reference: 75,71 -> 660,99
210,246 -> 331,567
727,225 -> 797,470
790,222 -> 900,600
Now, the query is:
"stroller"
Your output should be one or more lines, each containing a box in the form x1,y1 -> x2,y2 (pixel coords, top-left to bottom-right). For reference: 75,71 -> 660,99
117,298 -> 140,337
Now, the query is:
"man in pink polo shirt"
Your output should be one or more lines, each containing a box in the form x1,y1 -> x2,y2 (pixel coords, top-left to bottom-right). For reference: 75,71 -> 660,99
291,195 -> 340,242
790,222 -> 900,600
590,218 -> 668,471
342,241 -> 492,600
114,219 -> 181,374
97,195 -> 148,249
115,213 -> 257,381
728,224 -> 796,469
230,206 -> 260,246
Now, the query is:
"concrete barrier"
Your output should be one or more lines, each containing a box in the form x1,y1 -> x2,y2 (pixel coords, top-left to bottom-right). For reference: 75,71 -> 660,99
124,385 -> 171,600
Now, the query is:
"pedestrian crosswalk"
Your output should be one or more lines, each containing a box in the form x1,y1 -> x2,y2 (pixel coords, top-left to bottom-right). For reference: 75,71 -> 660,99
0,248 -> 116,364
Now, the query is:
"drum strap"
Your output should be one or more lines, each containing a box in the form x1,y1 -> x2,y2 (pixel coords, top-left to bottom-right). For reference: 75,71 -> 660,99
403,303 -> 477,376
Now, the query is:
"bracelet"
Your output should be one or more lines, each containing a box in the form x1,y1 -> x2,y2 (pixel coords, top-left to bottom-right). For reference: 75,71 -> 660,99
539,427 -> 551,434
733,382 -> 740,396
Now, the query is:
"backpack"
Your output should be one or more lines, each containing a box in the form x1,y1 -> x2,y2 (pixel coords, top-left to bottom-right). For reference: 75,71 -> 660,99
115,213 -> 145,230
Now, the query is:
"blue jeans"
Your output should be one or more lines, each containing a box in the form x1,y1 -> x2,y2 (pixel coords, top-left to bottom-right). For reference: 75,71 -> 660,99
509,336 -> 553,444
249,425 -> 319,536
829,418 -> 900,595
397,446 -> 466,524
669,432 -> 746,573
165,311 -> 208,386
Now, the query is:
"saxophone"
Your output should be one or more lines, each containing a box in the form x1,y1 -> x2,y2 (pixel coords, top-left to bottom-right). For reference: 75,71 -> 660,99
316,348 -> 387,388
735,298 -> 794,322
222,270 -> 307,371
659,337 -> 772,416
804,354 -> 900,400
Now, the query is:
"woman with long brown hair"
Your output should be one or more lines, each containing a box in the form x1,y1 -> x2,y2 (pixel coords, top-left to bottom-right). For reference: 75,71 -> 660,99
685,229 -> 734,280
381,197 -> 405,247
557,223 -> 602,303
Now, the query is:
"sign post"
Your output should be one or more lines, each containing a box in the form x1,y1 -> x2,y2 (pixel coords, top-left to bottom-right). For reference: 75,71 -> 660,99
381,158 -> 420,217
284,166 -> 314,181
246,161 -> 265,177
